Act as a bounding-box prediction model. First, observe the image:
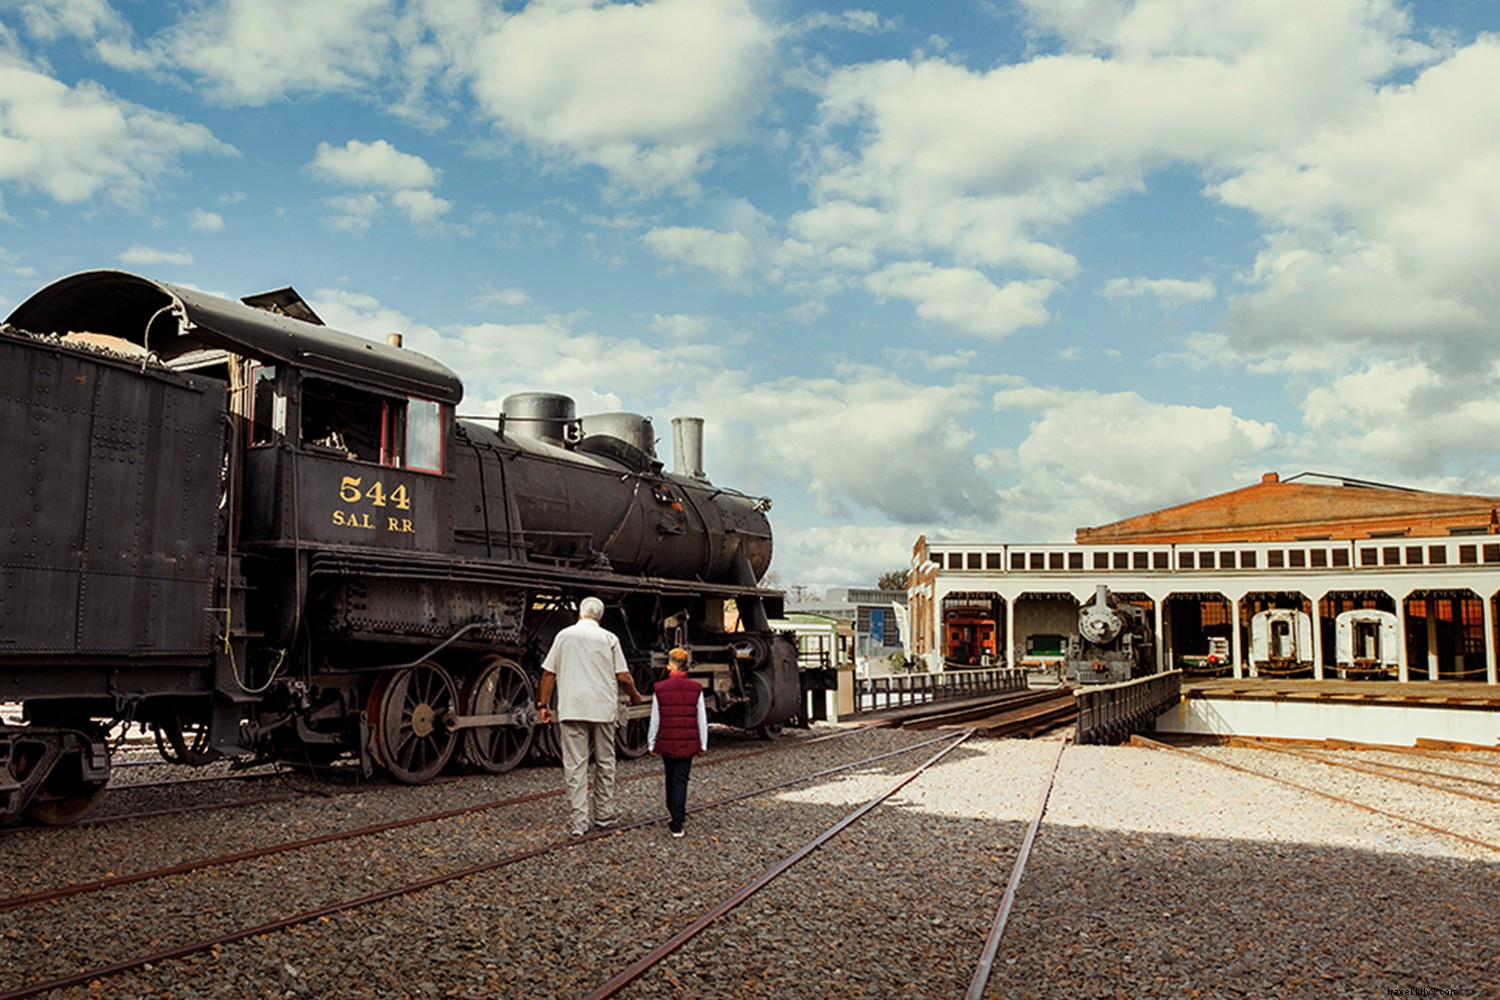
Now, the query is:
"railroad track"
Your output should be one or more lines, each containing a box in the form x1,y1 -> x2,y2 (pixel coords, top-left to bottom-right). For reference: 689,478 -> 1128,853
1,726 -> 1067,999
1131,736 -> 1500,854
899,687 -> 1076,736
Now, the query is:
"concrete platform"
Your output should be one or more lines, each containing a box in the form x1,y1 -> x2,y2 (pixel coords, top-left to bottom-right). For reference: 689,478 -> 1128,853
1158,678 -> 1500,745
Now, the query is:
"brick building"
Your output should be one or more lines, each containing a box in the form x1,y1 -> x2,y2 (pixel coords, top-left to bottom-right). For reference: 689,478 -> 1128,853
1077,472 -> 1500,545
909,472 -> 1500,684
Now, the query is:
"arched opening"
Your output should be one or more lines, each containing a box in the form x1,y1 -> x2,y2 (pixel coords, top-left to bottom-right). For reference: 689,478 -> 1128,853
1404,590 -> 1486,681
1164,592 -> 1234,675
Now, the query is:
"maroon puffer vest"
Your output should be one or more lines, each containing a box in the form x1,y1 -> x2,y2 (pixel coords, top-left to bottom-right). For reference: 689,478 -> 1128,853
654,673 -> 704,759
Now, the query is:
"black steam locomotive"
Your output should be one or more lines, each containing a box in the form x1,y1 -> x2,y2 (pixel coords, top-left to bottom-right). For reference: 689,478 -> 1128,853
1063,584 -> 1155,685
0,270 -> 801,824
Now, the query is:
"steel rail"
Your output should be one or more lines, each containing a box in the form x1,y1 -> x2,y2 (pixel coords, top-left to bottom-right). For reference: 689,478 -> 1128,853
0,724 -> 881,912
1237,738 -> 1500,793
966,737 -> 1069,1000
0,731 -> 953,1000
1325,739 -> 1500,770
581,730 -> 978,1000
1131,736 -> 1500,854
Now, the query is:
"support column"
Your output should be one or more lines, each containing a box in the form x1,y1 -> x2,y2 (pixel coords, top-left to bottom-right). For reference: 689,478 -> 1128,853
1311,593 -> 1325,681
1486,594 -> 1498,685
1426,603 -> 1440,681
1005,595 -> 1016,672
1231,594 -> 1244,680
1154,596 -> 1165,674
1396,597 -> 1409,683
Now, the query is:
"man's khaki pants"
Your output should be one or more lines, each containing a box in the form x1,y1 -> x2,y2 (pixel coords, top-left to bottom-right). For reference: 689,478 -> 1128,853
559,719 -> 617,833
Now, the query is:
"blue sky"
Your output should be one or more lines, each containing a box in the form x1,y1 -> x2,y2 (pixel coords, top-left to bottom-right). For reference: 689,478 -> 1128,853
2,0 -> 1498,594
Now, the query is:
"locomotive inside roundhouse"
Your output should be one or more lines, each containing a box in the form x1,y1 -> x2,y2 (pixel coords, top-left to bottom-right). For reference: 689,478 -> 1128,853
0,270 -> 803,824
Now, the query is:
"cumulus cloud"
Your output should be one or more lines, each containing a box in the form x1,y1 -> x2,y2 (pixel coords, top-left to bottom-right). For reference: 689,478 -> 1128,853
148,0 -> 395,105
991,385 -> 1280,538
0,59 -> 231,210
467,0 -> 776,192
865,263 -> 1058,339
1210,37 -> 1500,375
1101,276 -> 1215,305
642,227 -> 754,282
695,365 -> 1002,525
306,139 -> 450,231
117,244 -> 193,267
189,208 -> 224,232
308,139 -> 438,189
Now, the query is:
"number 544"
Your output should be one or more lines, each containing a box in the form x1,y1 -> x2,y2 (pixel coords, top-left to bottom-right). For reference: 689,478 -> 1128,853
339,476 -> 412,510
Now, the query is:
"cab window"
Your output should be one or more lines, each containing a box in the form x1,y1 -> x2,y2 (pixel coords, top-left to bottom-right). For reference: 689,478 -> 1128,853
300,376 -> 445,474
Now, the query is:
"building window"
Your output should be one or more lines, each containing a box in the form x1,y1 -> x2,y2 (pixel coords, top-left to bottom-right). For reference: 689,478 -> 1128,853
1240,551 -> 1256,568
1486,544 -> 1500,563
1093,553 -> 1109,570
1010,552 -> 1025,570
986,552 -> 1001,570
1153,552 -> 1169,569
1460,545 -> 1478,565
1068,552 -> 1083,570
1113,552 -> 1128,570
1267,551 -> 1284,569
1360,548 -> 1378,567
1221,551 -> 1237,569
1332,549 -> 1350,568
1428,545 -> 1447,565
1383,546 -> 1401,565
1310,549 -> 1327,568
1180,552 -> 1196,569
1049,552 -> 1065,570
1288,550 -> 1306,568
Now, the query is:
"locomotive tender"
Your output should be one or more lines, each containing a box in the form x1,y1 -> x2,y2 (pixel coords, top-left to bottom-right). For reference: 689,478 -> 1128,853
0,270 -> 800,824
1063,584 -> 1155,685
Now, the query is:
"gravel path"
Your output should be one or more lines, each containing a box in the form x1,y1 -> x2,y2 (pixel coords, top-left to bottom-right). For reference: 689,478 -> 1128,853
3,729 -> 1497,999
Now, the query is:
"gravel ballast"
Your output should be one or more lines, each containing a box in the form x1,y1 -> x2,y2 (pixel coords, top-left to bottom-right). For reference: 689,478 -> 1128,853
3,727 -> 1497,998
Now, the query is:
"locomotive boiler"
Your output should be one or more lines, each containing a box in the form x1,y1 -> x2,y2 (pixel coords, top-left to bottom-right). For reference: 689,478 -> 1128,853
1063,584 -> 1155,685
0,270 -> 801,824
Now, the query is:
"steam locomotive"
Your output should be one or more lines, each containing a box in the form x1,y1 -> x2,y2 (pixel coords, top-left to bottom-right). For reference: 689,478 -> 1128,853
0,270 -> 801,824
1063,584 -> 1155,685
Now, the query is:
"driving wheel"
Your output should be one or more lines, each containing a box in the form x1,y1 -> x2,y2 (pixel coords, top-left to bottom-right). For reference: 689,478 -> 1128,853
369,662 -> 459,784
461,656 -> 534,774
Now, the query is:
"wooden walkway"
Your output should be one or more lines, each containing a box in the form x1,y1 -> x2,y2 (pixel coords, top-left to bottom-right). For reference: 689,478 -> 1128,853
1182,677 -> 1500,710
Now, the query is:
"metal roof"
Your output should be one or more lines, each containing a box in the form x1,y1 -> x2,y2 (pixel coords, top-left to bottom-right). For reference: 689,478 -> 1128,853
5,270 -> 462,405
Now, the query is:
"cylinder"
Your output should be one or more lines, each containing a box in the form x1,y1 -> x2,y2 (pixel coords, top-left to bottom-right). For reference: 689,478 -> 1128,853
579,412 -> 655,457
502,392 -> 576,444
672,416 -> 705,480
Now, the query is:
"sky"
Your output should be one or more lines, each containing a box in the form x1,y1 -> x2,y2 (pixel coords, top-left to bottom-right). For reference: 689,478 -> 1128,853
2,0 -> 1499,596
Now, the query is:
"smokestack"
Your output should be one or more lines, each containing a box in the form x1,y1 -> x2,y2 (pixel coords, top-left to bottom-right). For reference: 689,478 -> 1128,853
672,416 -> 705,480
387,333 -> 404,348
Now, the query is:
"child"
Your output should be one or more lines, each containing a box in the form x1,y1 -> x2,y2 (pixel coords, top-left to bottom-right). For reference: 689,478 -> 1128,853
647,647 -> 707,837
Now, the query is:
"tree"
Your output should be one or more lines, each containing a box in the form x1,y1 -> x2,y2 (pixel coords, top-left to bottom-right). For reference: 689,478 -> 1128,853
877,569 -> 908,592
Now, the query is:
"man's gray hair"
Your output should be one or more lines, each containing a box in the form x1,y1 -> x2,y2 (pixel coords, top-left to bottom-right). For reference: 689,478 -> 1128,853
579,596 -> 605,621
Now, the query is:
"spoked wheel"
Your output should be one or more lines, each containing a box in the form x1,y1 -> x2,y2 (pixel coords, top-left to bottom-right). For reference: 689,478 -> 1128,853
369,662 -> 459,784
153,706 -> 215,766
22,725 -> 111,826
614,661 -> 655,759
461,656 -> 534,774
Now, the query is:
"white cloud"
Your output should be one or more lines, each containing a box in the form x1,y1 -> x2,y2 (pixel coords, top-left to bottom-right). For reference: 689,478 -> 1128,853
0,58 -> 231,209
696,365 -> 1001,524
150,0 -> 396,105
769,523 -> 919,594
1102,276 -> 1215,305
864,263 -> 1058,339
321,192 -> 381,233
391,187 -> 451,225
1210,37 -> 1500,371
467,0 -> 776,192
307,139 -> 438,190
117,244 -> 193,267
991,385 -> 1280,538
642,227 -> 754,282
307,139 -> 450,232
189,208 -> 224,232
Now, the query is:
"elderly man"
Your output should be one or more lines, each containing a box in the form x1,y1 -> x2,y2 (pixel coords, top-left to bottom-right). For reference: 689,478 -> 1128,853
536,597 -> 643,836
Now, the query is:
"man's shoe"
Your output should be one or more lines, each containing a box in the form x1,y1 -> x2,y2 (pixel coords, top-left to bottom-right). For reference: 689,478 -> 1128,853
570,829 -> 587,838
670,827 -> 684,838
594,818 -> 617,830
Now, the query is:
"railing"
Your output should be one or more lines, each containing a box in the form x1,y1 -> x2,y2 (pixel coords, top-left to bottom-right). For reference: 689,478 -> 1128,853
927,536 -> 1500,577
1075,671 -> 1182,745
857,667 -> 1026,713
